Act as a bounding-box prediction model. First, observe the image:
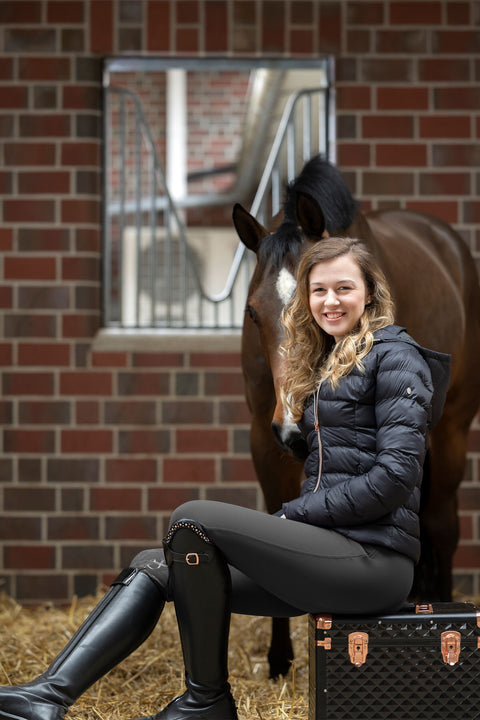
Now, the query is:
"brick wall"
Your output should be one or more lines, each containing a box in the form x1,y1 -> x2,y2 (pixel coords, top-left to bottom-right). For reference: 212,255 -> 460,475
1,0 -> 479,603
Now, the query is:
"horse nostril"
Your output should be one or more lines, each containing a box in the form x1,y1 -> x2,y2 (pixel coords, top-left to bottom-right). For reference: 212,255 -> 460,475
271,422 -> 286,451
272,421 -> 308,460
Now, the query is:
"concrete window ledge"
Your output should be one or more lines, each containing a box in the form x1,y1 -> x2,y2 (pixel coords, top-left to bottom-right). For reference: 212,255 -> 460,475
92,328 -> 242,353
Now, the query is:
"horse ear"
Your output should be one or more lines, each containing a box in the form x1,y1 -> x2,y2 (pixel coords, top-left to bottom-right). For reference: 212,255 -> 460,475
232,203 -> 268,254
296,192 -> 326,239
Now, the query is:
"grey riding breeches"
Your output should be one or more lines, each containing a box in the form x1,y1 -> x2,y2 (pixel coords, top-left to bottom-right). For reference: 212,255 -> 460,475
130,500 -> 414,618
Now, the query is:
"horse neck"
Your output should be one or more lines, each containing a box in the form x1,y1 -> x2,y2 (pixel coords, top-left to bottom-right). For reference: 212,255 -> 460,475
349,210 -> 376,249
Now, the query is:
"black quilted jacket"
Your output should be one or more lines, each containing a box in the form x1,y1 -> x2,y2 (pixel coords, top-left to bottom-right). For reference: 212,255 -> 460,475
282,325 -> 451,562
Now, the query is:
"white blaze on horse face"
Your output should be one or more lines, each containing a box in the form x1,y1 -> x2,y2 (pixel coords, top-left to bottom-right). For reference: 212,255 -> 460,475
276,268 -> 297,305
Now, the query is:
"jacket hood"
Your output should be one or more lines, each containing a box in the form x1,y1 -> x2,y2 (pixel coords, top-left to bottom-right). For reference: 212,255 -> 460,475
374,325 -> 451,430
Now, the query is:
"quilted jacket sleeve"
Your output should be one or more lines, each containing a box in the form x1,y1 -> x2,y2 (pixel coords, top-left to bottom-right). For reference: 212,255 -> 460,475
282,343 -> 433,527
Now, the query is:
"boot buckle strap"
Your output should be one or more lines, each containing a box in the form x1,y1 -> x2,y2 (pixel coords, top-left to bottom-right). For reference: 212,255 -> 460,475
164,547 -> 210,565
186,553 -> 200,565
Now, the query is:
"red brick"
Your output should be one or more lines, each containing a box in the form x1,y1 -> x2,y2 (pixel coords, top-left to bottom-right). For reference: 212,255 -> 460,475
336,85 -> 371,111
147,1 -> 170,51
336,143 -> 371,167
419,115 -> 471,139
4,314 -> 57,339
90,487 -> 141,511
289,29 -> 314,55
375,29 -> 428,53
18,286 -> 69,311
163,400 -> 214,424
0,517 -> 41,540
418,58 -> 471,82
317,2 -> 341,53
0,58 -> 14,80
175,27 -> 198,52
17,574 -> 68,603
176,429 -> 228,453
346,1 -> 384,23
221,458 -> 257,483
63,86 -> 101,111
18,171 -> 70,194
90,0 -> 113,53
377,87 -> 429,110
4,142 -> 55,166
4,256 -> 56,280
205,371 -> 245,395
18,57 -> 70,81
75,228 -> 101,253
405,201 -> 458,224
60,371 -> 112,396
3,372 -> 54,396
61,429 -> 113,453
4,545 -> 55,570
133,353 -> 184,368
390,1 -> 441,24
90,352 -> 126,368
177,0 -> 199,23
19,401 -> 70,425
163,458 -> 216,484
433,144 -> 480,167
47,516 -> 99,541
105,458 -> 157,484
0,1 -> 42,22
363,171 -> 415,195
420,172 -> 471,196
118,372 -> 170,396
19,114 -> 70,138
0,343 -> 13,366
3,200 -> 55,223
0,286 -> 13,308
4,486 -> 55,511
47,1 -> 84,23
61,142 -> 100,167
118,430 -> 170,454
464,201 -> 480,224
361,58 -> 413,83
105,401 -> 156,425
62,545 -> 114,570
0,85 -> 28,108
105,516 -> 157,541
18,343 -> 70,367
18,227 -> 70,251
62,313 -> 101,338
433,30 -> 480,54
434,87 -> 480,111
218,400 -> 251,424
346,29 -> 370,53
61,199 -> 101,224
4,429 -> 55,453
376,143 -> 427,167
453,545 -> 480,569
0,227 -> 13,251
205,1 -> 227,52
148,487 -> 200,511
362,115 -> 413,138
261,1 -> 285,53
446,2 -> 470,24
75,400 -> 100,424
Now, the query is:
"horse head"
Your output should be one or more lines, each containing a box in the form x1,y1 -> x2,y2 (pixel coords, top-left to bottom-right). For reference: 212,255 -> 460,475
233,157 -> 365,459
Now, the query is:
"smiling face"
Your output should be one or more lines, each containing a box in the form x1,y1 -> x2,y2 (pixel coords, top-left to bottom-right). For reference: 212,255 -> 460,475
308,252 -> 371,342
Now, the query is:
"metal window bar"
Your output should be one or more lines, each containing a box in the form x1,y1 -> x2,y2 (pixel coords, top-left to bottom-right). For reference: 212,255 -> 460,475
103,86 -> 331,330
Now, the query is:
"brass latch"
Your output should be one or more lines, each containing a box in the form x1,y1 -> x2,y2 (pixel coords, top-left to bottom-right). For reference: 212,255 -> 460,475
315,614 -> 332,630
348,631 -> 369,667
415,603 -> 433,614
441,630 -> 461,666
316,638 -> 331,650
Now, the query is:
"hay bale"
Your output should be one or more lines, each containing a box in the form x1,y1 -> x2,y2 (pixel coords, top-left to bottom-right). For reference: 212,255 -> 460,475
0,593 -> 309,719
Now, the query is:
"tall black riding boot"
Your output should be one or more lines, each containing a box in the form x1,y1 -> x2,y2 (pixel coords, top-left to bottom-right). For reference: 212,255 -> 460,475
131,519 -> 237,720
0,568 -> 165,720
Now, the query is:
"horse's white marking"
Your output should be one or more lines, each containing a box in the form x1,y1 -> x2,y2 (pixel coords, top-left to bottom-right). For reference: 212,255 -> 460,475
276,268 -> 297,305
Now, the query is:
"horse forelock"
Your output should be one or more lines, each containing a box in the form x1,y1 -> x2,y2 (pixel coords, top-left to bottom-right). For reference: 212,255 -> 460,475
285,156 -> 358,235
257,222 -> 304,272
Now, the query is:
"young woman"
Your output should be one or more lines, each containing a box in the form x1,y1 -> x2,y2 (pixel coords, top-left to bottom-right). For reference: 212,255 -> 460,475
0,237 -> 450,720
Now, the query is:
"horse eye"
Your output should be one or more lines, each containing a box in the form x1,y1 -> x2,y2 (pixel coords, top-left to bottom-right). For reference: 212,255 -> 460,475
246,305 -> 258,323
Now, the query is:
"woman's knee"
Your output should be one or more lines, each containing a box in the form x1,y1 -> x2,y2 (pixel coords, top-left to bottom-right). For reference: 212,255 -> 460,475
169,499 -> 210,526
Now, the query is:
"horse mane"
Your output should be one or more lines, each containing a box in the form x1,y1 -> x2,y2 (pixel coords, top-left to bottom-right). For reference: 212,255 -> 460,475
258,156 -> 358,270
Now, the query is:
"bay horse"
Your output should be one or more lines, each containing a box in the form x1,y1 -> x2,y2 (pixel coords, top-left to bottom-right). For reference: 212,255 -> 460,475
232,156 -> 480,678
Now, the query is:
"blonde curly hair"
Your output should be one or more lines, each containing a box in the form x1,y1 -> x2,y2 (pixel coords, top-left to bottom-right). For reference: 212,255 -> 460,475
280,237 -> 394,422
